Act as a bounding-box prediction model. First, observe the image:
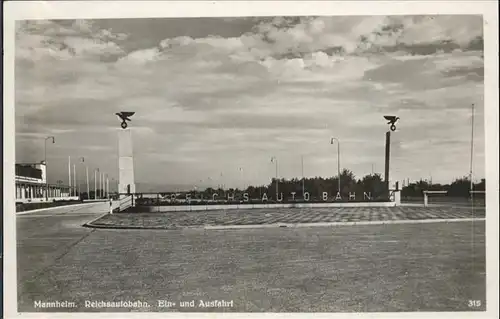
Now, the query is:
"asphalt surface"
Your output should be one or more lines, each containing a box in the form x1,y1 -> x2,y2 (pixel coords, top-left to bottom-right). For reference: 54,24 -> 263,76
17,204 -> 486,313
16,203 -> 110,284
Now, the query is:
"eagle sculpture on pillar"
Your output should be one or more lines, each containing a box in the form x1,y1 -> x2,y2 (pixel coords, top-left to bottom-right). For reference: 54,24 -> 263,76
116,112 -> 135,129
384,115 -> 400,131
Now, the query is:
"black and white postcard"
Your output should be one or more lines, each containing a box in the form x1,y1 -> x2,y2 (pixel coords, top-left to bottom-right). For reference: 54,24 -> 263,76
3,1 -> 499,318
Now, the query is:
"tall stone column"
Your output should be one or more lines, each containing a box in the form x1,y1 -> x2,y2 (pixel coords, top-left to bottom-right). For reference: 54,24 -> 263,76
118,128 -> 136,197
384,131 -> 391,198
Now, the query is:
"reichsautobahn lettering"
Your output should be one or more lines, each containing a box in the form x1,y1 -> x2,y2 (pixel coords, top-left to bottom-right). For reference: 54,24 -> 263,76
153,191 -> 374,203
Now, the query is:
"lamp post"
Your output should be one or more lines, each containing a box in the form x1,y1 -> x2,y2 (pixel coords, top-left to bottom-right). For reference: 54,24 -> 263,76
79,157 -> 89,200
239,167 -> 244,192
86,165 -> 89,199
94,168 -> 99,199
100,172 -> 103,199
271,156 -> 278,198
105,174 -> 109,199
301,155 -> 305,196
68,156 -> 71,197
330,137 -> 341,194
111,177 -> 116,197
73,164 -> 77,199
44,136 -> 55,200
470,103 -> 475,200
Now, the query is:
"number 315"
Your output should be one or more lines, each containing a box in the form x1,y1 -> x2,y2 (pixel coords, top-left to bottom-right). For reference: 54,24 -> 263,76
468,300 -> 482,307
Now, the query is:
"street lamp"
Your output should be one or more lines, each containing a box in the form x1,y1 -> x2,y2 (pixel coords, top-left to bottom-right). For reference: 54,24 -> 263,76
330,137 -> 341,194
111,177 -> 116,197
270,156 -> 278,198
104,174 -> 109,199
301,155 -> 305,196
68,156 -> 71,197
86,164 -> 89,199
44,136 -> 55,200
73,164 -> 76,199
100,171 -> 103,199
239,167 -> 244,192
94,168 -> 99,199
79,157 -> 89,200
469,103 -> 475,200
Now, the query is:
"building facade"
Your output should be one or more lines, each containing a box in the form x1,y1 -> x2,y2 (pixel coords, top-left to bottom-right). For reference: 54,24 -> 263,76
15,162 -> 74,203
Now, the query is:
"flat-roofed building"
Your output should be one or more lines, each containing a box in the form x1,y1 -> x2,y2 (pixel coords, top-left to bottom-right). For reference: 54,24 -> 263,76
15,162 -> 75,203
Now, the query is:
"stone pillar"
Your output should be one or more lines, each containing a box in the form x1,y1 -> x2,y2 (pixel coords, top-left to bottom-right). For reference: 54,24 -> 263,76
384,131 -> 391,199
393,190 -> 401,206
118,128 -> 136,197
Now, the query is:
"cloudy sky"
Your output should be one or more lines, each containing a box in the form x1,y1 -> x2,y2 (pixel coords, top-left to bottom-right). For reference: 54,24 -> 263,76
15,15 -> 484,191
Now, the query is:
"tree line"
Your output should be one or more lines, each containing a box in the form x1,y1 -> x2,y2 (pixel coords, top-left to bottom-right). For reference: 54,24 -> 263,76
401,176 -> 485,198
189,170 -> 485,200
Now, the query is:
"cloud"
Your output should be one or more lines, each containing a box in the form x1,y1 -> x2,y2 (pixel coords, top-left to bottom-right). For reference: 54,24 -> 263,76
16,20 -> 127,62
15,16 -> 485,188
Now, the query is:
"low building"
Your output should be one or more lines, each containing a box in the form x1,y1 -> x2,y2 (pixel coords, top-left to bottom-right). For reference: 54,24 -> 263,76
15,162 -> 75,203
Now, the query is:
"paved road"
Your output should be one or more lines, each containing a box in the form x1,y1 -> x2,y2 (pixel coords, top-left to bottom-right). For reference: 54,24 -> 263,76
16,202 -> 111,283
17,204 -> 486,313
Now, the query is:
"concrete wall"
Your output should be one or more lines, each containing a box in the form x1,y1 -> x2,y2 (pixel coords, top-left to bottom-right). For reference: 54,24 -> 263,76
136,201 -> 397,213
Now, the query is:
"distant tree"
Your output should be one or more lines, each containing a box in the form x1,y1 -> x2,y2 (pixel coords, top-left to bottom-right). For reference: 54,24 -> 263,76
474,178 -> 486,191
339,169 -> 356,195
359,173 -> 385,198
449,176 -> 471,197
